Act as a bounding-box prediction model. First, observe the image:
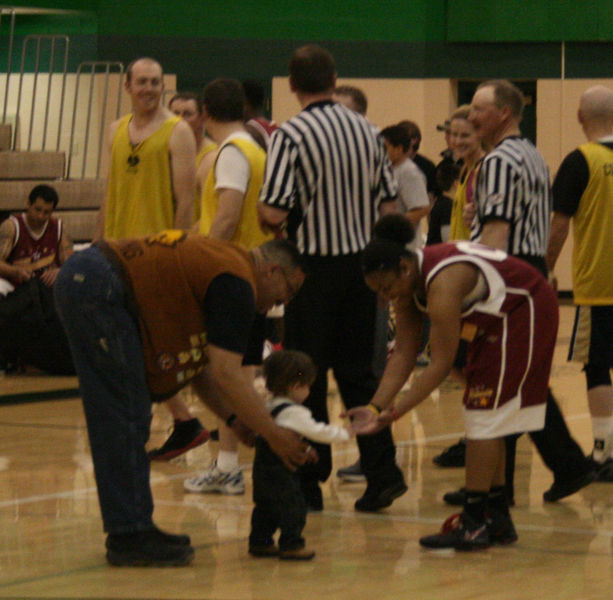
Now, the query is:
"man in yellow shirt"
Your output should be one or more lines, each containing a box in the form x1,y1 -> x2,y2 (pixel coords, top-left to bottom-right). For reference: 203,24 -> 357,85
96,57 -> 196,239
185,78 -> 271,495
95,58 -> 203,461
547,85 -> 613,480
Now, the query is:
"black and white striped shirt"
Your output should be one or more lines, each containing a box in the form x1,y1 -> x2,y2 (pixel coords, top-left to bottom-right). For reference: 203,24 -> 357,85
259,100 -> 397,256
471,136 -> 551,257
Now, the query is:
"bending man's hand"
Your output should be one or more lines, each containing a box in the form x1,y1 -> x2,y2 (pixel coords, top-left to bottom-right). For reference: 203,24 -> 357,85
266,426 -> 309,471
346,406 -> 390,435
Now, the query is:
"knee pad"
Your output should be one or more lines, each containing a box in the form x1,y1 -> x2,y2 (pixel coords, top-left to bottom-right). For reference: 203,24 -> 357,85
584,363 -> 612,390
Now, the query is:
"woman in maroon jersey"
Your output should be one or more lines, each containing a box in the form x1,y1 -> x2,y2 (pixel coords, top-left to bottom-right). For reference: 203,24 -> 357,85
348,214 -> 558,551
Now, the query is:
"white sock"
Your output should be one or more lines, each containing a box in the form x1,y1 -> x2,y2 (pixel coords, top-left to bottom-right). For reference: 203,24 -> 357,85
591,417 -> 613,462
217,451 -> 239,473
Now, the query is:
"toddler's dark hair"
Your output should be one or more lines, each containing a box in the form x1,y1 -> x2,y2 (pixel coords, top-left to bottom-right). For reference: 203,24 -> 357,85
263,350 -> 317,397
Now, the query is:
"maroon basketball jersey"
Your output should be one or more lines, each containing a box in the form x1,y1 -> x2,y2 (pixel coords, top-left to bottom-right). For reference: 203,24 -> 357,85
416,241 -> 559,410
8,213 -> 62,277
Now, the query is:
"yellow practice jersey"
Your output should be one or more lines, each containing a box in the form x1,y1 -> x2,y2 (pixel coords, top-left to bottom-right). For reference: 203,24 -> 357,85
572,142 -> 613,304
105,114 -> 180,239
199,136 -> 271,249
449,161 -> 480,241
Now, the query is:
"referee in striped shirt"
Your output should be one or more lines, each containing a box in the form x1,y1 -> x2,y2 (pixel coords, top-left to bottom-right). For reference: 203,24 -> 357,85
453,80 -> 593,506
259,44 -> 407,513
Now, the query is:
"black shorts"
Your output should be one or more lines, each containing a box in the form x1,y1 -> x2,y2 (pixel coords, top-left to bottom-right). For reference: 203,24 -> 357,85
569,305 -> 613,368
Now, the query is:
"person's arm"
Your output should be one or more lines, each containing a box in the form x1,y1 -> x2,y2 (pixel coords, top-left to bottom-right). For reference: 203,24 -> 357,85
379,199 -> 398,216
208,188 -> 244,240
195,148 -> 216,200
479,219 -> 510,251
40,225 -> 74,287
276,405 -> 352,444
258,203 -> 289,235
169,120 -> 197,230
208,144 -> 251,241
350,263 -> 478,434
546,149 -> 587,277
546,212 -> 571,277
258,130 -> 296,235
0,218 -> 30,283
196,345 -> 307,470
405,205 -> 430,225
390,265 -> 475,418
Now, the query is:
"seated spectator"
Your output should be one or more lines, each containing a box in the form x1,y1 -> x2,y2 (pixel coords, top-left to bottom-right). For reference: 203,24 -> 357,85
0,184 -> 75,374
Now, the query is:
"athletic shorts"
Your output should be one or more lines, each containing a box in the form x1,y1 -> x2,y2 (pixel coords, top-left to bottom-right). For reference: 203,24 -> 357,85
568,305 -> 613,368
462,282 -> 558,440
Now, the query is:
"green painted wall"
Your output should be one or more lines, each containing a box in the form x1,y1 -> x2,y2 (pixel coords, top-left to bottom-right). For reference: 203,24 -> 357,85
447,0 -> 613,42
2,1 -> 613,83
95,1 -> 446,42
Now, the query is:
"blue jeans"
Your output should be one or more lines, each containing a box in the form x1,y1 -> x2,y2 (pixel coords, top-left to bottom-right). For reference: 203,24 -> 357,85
54,247 -> 154,533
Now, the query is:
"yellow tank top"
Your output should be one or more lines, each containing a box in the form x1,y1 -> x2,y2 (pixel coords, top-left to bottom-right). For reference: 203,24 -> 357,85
449,160 -> 480,241
572,142 -> 613,304
193,141 -> 218,223
196,140 -> 217,166
199,136 -> 271,249
105,114 -> 180,239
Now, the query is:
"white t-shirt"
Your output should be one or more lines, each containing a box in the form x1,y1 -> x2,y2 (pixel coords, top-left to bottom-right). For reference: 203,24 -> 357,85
214,131 -> 255,194
393,157 -> 429,249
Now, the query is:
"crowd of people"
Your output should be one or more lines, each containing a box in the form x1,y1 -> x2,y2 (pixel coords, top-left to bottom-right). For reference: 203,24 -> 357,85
1,43 -> 612,566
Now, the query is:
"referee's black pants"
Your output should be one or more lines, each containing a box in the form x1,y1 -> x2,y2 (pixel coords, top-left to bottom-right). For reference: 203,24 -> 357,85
284,253 -> 404,492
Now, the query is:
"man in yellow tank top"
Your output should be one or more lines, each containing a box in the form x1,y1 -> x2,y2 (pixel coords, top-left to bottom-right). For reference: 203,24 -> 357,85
185,78 -> 272,496
95,57 -> 196,240
547,85 -> 613,480
167,91 -> 217,216
95,58 -> 202,462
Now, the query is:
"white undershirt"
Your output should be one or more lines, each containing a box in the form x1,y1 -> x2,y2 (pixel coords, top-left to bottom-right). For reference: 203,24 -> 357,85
214,132 -> 253,194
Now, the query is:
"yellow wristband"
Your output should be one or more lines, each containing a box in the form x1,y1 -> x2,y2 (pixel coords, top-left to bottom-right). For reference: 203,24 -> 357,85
366,403 -> 382,416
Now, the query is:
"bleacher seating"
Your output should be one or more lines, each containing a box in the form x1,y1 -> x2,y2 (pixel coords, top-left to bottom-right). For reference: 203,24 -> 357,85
0,123 -> 103,242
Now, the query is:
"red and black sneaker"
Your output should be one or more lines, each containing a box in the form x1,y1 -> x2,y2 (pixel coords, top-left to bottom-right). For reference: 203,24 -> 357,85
487,510 -> 518,546
419,512 -> 490,551
148,418 -> 209,461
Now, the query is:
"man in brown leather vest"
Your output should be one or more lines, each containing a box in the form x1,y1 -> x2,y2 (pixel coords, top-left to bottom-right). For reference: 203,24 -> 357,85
54,232 -> 308,567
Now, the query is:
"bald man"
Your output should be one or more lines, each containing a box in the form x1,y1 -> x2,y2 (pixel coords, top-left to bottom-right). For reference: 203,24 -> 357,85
547,85 -> 613,480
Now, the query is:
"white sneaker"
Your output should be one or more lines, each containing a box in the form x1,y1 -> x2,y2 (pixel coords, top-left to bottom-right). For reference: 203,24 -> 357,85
183,460 -> 245,495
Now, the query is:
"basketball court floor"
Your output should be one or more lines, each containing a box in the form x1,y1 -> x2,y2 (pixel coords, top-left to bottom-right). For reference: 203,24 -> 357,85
0,305 -> 611,599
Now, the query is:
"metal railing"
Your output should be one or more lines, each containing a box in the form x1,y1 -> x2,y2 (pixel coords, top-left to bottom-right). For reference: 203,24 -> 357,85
67,61 -> 124,179
15,34 -> 69,151
1,6 -> 121,178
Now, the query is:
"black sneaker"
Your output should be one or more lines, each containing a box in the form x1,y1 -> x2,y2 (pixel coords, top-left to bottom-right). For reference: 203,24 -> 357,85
354,479 -> 408,512
419,512 -> 489,551
148,418 -> 209,461
433,439 -> 466,467
106,529 -> 195,566
249,543 -> 279,558
543,467 -> 597,502
336,459 -> 366,482
487,511 -> 518,546
443,487 -> 515,507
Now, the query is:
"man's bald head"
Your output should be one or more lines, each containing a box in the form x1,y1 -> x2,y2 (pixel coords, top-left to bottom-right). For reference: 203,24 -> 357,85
579,85 -> 613,127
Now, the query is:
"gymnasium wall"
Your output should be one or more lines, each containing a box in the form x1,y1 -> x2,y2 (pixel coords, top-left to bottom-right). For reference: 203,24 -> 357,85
4,1 -> 613,289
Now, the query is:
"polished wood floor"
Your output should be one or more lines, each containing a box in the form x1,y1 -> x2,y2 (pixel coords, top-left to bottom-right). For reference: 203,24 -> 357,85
0,305 -> 612,599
